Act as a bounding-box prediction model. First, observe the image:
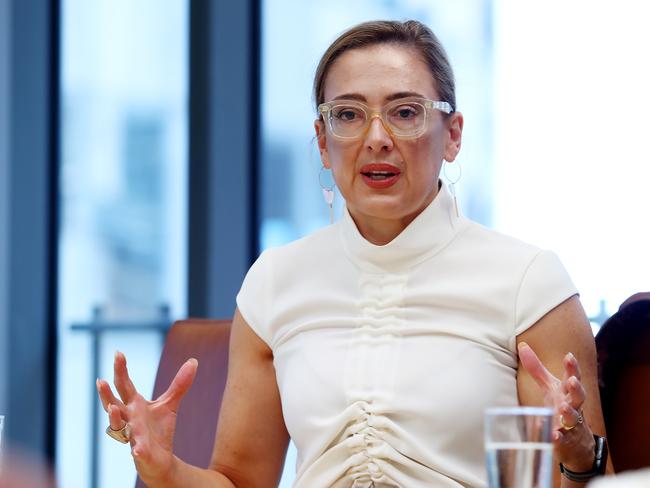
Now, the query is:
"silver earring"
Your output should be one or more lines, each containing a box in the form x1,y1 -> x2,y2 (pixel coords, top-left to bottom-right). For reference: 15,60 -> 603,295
319,166 -> 335,225
443,160 -> 461,218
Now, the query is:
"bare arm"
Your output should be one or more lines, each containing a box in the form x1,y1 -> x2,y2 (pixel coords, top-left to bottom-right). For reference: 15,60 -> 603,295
517,295 -> 614,488
208,308 -> 290,486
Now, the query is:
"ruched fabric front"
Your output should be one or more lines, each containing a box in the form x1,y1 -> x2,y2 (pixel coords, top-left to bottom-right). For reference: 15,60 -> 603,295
333,401 -> 399,487
237,183 -> 577,487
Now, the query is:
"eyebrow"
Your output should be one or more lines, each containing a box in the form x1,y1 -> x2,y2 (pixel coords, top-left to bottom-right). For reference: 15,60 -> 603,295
331,91 -> 427,102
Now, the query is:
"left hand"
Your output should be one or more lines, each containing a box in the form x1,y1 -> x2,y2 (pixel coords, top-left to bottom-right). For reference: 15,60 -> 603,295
518,341 -> 596,472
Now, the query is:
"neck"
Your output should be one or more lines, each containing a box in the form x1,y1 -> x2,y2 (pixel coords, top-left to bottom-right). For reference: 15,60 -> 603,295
348,188 -> 438,246
350,214 -> 413,245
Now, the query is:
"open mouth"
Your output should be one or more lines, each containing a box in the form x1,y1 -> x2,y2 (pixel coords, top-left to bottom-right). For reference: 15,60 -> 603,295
359,164 -> 401,188
361,170 -> 399,180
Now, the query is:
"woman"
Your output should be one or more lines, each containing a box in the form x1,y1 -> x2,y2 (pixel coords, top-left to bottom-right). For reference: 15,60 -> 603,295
97,20 -> 610,487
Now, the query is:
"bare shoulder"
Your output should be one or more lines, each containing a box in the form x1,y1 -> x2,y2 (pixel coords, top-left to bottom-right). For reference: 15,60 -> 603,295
209,309 -> 289,488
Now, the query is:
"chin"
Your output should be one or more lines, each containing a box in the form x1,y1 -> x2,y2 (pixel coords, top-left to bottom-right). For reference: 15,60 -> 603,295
351,199 -> 413,220
353,189 -> 438,221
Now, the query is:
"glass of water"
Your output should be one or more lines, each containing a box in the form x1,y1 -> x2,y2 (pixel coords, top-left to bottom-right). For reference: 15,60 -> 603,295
485,406 -> 553,488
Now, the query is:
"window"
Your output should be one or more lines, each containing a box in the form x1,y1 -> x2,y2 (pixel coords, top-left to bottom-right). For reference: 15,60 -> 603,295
493,1 -> 650,326
56,1 -> 188,486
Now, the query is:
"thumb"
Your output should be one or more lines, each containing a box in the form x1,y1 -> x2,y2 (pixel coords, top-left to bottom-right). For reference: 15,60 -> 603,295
157,358 -> 198,410
518,342 -> 556,392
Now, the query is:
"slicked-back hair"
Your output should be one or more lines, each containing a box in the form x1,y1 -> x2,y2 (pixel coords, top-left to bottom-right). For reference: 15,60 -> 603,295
313,20 -> 456,114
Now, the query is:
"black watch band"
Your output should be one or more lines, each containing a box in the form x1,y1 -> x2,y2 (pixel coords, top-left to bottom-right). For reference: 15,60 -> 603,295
560,434 -> 608,482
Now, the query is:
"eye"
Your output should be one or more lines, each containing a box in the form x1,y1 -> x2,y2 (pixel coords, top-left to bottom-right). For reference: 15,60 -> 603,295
392,104 -> 419,119
332,106 -> 364,122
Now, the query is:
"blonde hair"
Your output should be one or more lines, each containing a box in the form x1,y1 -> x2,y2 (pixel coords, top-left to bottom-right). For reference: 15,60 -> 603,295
313,20 -> 456,113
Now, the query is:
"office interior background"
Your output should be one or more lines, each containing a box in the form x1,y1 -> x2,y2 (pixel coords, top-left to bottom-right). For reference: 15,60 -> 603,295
0,0 -> 648,486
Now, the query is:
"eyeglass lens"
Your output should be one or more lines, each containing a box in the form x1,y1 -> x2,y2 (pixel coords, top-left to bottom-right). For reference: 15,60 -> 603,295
329,101 -> 426,137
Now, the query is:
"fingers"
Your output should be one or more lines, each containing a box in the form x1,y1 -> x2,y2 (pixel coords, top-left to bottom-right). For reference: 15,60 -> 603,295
562,375 -> 586,410
517,342 -> 558,391
560,353 -> 586,409
108,404 -> 127,431
553,403 -> 591,466
156,358 -> 198,412
559,402 -> 583,430
563,351 -> 582,382
96,378 -> 126,413
113,351 -> 139,404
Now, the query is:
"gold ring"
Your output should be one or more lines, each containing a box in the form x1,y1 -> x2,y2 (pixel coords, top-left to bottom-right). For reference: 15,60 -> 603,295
106,423 -> 131,444
560,412 -> 584,431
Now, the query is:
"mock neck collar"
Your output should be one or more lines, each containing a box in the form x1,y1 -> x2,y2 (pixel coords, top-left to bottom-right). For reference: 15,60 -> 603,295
339,182 -> 465,273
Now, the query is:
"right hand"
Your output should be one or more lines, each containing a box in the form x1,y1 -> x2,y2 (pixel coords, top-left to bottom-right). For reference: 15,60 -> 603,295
96,351 -> 198,485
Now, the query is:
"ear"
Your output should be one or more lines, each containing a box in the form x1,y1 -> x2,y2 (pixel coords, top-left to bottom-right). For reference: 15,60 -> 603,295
443,112 -> 464,163
314,119 -> 331,168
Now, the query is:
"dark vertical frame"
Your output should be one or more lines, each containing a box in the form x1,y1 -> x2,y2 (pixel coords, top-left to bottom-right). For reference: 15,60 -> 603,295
188,0 -> 261,319
48,0 -> 61,460
0,0 -> 59,459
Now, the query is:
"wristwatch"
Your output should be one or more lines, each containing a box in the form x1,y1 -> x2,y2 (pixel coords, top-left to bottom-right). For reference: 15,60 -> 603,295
560,434 -> 608,482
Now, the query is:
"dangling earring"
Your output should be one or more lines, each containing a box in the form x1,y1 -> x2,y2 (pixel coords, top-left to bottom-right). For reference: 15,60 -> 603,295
443,160 -> 461,218
319,166 -> 336,224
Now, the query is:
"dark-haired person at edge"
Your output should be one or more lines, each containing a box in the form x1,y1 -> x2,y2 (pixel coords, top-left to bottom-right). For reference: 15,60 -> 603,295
596,294 -> 650,473
97,20 -> 612,488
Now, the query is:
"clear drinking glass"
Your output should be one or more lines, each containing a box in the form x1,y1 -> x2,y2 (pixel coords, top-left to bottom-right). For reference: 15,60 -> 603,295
485,406 -> 553,488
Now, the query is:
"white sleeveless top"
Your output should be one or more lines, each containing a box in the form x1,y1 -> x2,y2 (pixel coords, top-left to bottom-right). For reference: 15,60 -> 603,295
237,184 -> 576,488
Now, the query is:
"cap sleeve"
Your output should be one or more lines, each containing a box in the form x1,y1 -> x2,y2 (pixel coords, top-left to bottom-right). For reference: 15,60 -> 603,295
236,249 -> 274,347
513,250 -> 578,339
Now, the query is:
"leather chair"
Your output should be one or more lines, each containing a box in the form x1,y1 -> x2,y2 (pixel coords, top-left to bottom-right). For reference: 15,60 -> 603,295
596,293 -> 650,472
135,319 -> 231,487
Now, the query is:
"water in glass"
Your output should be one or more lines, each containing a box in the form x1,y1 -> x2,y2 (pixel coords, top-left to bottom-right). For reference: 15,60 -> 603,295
485,407 -> 553,488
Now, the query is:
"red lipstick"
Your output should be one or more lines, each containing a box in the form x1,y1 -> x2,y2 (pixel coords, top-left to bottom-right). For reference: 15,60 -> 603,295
360,163 -> 401,189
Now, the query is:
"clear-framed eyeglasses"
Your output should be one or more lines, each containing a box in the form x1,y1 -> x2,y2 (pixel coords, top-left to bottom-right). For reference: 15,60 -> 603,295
318,97 -> 453,140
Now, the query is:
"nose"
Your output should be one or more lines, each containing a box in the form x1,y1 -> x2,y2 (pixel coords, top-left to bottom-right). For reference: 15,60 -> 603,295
364,114 -> 394,152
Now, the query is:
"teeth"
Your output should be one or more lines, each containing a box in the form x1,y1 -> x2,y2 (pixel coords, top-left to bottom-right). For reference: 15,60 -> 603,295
364,171 -> 396,180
